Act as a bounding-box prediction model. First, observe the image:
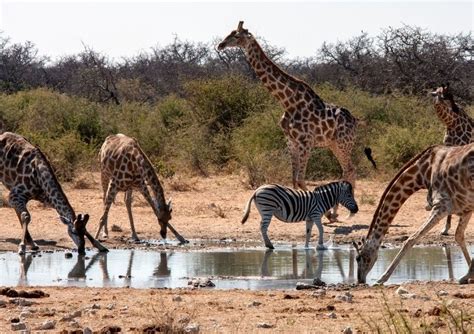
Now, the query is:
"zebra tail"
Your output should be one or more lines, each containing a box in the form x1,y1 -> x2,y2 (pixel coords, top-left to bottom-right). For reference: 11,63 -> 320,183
241,193 -> 255,224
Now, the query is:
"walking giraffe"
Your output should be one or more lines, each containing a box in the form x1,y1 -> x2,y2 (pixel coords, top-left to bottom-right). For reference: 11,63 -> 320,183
0,132 -> 107,255
431,84 -> 474,235
218,21 -> 375,192
354,143 -> 474,284
95,134 -> 187,244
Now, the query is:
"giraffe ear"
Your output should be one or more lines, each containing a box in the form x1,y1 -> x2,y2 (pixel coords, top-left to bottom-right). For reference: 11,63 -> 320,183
237,21 -> 244,31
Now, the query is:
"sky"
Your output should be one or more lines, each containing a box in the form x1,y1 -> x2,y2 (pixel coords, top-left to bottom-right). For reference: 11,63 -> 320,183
0,0 -> 472,62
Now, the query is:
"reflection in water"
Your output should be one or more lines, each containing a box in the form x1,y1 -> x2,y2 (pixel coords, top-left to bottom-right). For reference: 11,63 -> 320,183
2,244 -> 467,290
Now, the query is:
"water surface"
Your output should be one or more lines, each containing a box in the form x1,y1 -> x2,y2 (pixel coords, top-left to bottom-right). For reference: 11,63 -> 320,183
0,244 -> 470,290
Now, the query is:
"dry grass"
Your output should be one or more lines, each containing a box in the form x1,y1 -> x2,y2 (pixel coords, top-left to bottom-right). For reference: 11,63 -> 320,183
72,173 -> 98,189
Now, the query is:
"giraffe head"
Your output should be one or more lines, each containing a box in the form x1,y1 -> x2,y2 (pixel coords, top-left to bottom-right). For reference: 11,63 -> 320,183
64,214 -> 90,255
157,200 -> 173,239
217,21 -> 253,50
431,84 -> 453,103
353,237 -> 378,284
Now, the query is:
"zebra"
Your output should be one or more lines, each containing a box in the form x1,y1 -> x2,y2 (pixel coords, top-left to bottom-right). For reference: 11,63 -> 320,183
241,181 -> 359,250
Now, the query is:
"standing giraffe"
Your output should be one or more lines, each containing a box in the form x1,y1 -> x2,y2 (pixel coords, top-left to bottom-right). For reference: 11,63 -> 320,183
95,134 -> 187,244
218,21 -> 375,191
0,132 -> 107,255
431,84 -> 474,235
354,143 -> 474,284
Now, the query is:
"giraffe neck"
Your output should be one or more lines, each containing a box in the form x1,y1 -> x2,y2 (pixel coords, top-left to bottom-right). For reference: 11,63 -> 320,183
435,102 -> 458,128
35,151 -> 76,223
242,38 -> 305,105
365,147 -> 432,250
137,146 -> 167,212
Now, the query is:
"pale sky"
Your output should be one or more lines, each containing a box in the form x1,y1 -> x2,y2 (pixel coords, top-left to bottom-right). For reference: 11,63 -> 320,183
0,0 -> 472,62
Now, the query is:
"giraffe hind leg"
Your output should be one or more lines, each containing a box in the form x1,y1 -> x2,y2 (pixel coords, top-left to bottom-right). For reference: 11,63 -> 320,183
10,189 -> 37,254
125,189 -> 139,242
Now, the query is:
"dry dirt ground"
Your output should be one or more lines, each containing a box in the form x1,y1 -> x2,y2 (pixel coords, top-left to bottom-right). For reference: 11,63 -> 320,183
0,173 -> 473,333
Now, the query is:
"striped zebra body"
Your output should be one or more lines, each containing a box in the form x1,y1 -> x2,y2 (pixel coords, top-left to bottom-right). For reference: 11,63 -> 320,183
241,181 -> 358,249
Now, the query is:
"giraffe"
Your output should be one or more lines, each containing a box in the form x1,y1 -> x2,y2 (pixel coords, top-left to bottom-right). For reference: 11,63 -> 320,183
218,21 -> 376,193
95,134 -> 188,244
353,143 -> 474,284
0,132 -> 107,255
431,84 -> 474,235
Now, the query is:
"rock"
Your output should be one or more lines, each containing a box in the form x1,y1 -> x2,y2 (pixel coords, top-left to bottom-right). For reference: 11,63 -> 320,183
10,298 -> 33,306
91,303 -> 101,309
326,305 -> 336,311
327,312 -> 337,319
111,224 -> 122,232
256,322 -> 274,329
0,299 -> 6,307
396,287 -> 409,295
69,320 -> 80,329
11,322 -> 26,331
296,282 -> 319,290
99,325 -> 121,333
60,310 -> 82,322
19,310 -> 32,319
342,326 -> 353,334
10,317 -> 20,323
437,290 -> 449,297
312,278 -> 327,287
37,320 -> 56,330
106,303 -> 115,310
336,292 -> 353,303
248,301 -> 262,307
177,315 -> 191,325
428,306 -> 442,316
172,295 -> 183,302
64,252 -> 73,259
283,294 -> 299,300
184,323 -> 200,333
188,278 -> 215,288
311,290 -> 326,298
83,327 -> 93,334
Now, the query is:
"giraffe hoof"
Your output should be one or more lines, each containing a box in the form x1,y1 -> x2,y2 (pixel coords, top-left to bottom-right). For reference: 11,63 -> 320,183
316,244 -> 327,251
30,244 -> 39,251
18,245 -> 26,255
440,231 -> 449,236
266,244 -> 275,250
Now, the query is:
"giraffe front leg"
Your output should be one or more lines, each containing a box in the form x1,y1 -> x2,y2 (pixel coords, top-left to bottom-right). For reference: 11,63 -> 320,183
296,143 -> 310,191
440,215 -> 452,236
260,218 -> 274,249
454,213 -> 472,265
377,205 -> 447,284
124,189 -> 139,242
287,139 -> 300,189
95,182 -> 118,239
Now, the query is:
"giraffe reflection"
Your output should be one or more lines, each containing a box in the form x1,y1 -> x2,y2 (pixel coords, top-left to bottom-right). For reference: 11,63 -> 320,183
260,249 -> 356,283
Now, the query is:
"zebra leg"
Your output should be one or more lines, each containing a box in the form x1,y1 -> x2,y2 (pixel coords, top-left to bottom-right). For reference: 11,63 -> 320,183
305,219 -> 313,248
260,218 -> 274,249
313,215 -> 326,250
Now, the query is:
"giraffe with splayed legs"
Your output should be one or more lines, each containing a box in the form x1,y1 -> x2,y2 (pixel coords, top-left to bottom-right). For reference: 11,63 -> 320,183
0,132 -> 107,255
431,84 -> 474,235
95,134 -> 188,244
354,143 -> 474,284
218,21 -> 375,193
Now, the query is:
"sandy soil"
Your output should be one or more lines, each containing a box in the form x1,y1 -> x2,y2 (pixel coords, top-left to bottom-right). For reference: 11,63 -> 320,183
0,173 -> 473,333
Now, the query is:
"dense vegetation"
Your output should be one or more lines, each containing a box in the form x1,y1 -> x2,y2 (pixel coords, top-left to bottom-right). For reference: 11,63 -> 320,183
0,26 -> 472,185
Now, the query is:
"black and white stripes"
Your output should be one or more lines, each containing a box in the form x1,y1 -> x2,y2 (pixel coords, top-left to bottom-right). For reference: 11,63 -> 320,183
241,181 -> 359,249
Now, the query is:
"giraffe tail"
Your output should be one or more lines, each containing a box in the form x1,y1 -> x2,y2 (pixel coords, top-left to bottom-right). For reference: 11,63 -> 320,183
364,147 -> 377,169
241,193 -> 255,224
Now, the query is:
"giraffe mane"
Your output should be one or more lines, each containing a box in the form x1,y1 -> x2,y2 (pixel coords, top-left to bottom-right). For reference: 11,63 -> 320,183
33,146 -> 76,220
365,145 -> 436,238
250,39 -> 324,102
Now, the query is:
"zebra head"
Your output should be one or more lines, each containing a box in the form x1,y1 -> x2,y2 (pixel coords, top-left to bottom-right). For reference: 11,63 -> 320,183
337,181 -> 359,215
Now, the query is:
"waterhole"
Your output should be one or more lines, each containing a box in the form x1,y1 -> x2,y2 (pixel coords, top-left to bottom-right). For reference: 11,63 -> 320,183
0,244 -> 470,290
